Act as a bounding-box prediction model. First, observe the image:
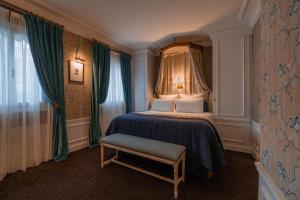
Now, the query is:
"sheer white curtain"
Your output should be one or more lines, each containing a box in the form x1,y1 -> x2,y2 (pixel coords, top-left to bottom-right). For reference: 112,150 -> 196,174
0,7 -> 52,181
100,51 -> 125,135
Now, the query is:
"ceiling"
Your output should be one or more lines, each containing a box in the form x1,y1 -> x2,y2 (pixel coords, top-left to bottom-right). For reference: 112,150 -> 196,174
34,0 -> 260,51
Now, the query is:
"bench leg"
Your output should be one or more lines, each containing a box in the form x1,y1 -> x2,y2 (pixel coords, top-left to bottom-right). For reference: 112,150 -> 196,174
173,163 -> 179,199
115,149 -> 119,159
101,144 -> 104,168
208,171 -> 214,178
182,156 -> 186,183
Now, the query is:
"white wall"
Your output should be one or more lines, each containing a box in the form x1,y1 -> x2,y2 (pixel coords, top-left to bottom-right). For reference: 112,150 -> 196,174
131,49 -> 156,112
131,51 -> 146,112
145,51 -> 155,110
211,26 -> 258,157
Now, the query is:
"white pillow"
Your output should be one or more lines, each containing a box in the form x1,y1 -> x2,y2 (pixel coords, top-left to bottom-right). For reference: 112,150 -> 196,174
175,98 -> 204,113
158,94 -> 178,100
179,93 -> 203,99
151,99 -> 175,112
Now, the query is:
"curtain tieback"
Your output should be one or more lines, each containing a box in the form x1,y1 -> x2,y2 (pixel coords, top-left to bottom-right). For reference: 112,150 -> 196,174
52,103 -> 60,109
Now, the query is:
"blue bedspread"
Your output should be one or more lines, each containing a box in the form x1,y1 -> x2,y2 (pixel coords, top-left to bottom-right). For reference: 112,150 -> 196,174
106,113 -> 226,173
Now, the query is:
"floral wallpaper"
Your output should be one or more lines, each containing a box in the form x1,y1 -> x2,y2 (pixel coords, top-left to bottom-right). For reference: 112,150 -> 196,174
63,31 -> 93,120
253,0 -> 300,199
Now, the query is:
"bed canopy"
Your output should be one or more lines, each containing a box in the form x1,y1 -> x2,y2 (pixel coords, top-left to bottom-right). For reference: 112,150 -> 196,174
155,42 -> 210,99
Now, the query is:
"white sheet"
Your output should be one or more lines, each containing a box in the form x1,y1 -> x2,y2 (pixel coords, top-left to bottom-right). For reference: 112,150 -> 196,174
136,111 -> 215,125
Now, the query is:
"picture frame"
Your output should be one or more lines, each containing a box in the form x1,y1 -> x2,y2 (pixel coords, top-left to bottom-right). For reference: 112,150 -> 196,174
69,60 -> 84,83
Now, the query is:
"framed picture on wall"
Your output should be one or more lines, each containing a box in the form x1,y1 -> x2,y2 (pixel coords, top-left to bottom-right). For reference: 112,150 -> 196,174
69,60 -> 84,83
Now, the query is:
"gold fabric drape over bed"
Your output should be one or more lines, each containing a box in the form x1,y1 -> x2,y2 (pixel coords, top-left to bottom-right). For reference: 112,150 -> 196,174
155,45 -> 210,99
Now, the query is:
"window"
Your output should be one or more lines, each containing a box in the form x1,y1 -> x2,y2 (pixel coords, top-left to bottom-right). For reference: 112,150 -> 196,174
0,8 -> 52,181
0,9 -> 44,109
100,51 -> 126,133
105,51 -> 125,105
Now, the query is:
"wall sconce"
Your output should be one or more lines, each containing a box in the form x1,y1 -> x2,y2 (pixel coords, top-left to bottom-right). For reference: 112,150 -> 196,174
75,45 -> 85,62
68,39 -> 85,84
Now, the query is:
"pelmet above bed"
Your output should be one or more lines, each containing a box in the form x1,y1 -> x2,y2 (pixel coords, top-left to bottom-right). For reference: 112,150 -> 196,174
155,44 -> 210,100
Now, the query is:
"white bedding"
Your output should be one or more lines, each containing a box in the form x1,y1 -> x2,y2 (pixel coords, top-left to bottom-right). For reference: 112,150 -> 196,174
136,111 -> 215,125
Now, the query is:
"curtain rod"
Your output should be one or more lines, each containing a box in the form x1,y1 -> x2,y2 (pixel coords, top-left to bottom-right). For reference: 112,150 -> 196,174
93,39 -> 127,55
1,2 -> 129,55
0,1 -> 64,28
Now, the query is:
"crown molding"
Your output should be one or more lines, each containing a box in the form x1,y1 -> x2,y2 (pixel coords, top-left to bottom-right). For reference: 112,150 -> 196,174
3,0 -> 133,54
132,48 -> 158,56
249,0 -> 262,28
238,0 -> 249,19
210,25 -> 253,40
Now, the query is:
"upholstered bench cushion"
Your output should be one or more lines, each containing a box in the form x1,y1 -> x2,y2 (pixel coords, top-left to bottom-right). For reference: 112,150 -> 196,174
100,133 -> 186,162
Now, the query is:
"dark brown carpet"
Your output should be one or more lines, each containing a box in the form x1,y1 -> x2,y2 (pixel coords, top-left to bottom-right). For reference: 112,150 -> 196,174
0,148 -> 258,200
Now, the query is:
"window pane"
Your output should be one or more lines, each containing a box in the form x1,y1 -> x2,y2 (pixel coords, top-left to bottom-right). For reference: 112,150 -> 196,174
0,16 -> 45,109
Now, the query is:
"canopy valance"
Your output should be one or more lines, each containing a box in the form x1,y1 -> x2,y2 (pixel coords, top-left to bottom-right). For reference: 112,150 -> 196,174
155,43 -> 210,99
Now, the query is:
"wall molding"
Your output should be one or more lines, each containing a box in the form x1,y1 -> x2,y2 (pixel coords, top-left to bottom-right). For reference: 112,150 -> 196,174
212,33 -> 251,123
213,115 -> 251,123
216,36 -> 246,118
65,117 -> 258,159
132,49 -> 156,56
66,118 -> 90,153
214,116 -> 252,155
256,162 -> 287,200
66,117 -> 90,128
210,25 -> 253,40
68,136 -> 89,153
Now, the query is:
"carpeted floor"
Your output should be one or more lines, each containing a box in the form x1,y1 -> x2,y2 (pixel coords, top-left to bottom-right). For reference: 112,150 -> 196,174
0,148 -> 258,200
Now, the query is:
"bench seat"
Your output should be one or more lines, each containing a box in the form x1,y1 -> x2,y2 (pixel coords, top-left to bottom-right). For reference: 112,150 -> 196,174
100,133 -> 186,199
100,133 -> 185,162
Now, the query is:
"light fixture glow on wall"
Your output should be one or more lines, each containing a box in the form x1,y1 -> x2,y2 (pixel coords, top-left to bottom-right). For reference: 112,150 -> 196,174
175,77 -> 184,90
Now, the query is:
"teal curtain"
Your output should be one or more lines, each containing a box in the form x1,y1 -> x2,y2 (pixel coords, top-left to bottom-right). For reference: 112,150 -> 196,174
120,53 -> 132,113
24,15 -> 68,161
89,43 -> 110,147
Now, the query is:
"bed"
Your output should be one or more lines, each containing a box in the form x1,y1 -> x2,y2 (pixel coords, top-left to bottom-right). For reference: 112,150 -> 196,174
106,110 -> 226,174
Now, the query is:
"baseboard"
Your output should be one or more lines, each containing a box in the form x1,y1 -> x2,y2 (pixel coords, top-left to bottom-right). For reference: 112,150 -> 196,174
251,144 -> 260,161
251,120 -> 260,161
256,162 -> 287,200
66,118 -> 90,153
251,120 -> 261,133
68,136 -> 89,153
222,139 -> 252,154
215,117 -> 252,155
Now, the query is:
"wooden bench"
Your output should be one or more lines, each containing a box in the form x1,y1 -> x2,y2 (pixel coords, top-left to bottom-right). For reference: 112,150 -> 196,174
100,133 -> 186,199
